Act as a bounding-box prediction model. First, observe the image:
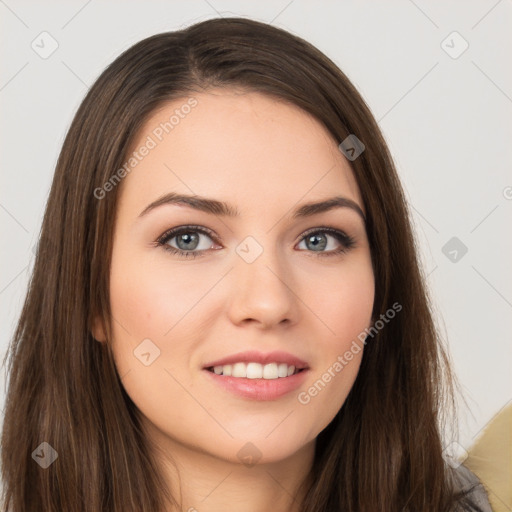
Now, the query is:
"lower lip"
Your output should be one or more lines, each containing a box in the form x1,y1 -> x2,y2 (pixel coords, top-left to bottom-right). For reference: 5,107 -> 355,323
203,368 -> 309,401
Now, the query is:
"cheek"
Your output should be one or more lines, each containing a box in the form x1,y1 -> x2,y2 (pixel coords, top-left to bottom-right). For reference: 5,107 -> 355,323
296,257 -> 374,431
304,255 -> 375,339
109,249 -> 216,341
107,249 -> 210,427
107,247 -> 227,391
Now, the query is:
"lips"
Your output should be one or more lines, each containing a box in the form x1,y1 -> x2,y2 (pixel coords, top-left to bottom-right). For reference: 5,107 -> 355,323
202,350 -> 309,370
204,366 -> 310,400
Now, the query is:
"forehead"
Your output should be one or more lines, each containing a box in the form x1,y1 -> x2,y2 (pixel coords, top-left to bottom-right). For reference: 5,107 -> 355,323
117,89 -> 363,218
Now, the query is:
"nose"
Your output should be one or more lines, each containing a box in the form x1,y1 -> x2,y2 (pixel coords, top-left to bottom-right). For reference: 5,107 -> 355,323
226,242 -> 300,329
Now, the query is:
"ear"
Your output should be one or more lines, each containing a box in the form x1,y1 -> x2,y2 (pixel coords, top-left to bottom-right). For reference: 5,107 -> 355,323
91,315 -> 107,343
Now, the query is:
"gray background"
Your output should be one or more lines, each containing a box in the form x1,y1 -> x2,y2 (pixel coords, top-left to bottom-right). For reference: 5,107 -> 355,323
1,0 -> 511,458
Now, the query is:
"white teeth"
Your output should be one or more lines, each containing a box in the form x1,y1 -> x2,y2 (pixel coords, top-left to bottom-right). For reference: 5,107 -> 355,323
210,362 -> 300,379
246,362 -> 263,379
263,363 -> 278,379
278,363 -> 288,378
232,362 -> 246,378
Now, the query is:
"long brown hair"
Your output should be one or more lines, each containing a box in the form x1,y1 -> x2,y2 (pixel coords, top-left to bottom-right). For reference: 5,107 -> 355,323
1,16 -> 476,511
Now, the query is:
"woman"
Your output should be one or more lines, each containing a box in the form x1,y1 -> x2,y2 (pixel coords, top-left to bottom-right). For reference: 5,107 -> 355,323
0,16 -> 492,512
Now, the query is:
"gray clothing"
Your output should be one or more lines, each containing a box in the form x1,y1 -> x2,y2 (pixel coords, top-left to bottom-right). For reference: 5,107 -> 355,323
453,463 -> 494,511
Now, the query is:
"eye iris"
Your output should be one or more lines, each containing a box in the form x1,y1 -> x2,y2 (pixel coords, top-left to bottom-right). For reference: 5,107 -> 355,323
176,232 -> 199,250
306,233 -> 327,251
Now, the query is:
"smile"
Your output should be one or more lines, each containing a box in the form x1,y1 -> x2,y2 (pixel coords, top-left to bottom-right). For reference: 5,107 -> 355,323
206,362 -> 303,379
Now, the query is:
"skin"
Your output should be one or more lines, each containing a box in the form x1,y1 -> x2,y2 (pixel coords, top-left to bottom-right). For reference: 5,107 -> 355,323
93,89 -> 375,512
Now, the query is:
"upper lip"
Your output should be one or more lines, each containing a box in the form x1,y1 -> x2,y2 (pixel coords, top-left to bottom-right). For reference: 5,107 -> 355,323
203,350 -> 309,370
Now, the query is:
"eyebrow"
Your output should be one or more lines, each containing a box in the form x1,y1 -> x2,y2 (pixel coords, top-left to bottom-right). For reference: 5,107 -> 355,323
138,192 -> 366,223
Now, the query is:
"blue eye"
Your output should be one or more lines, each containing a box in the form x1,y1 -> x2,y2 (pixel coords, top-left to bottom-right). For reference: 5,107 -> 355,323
156,225 -> 356,259
297,227 -> 356,257
156,225 -> 216,259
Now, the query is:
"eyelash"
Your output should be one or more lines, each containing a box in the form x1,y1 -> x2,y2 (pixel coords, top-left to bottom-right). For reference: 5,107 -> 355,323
155,224 -> 356,260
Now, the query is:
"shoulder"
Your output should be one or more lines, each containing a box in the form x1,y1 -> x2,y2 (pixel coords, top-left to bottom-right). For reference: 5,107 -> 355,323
450,463 -> 493,512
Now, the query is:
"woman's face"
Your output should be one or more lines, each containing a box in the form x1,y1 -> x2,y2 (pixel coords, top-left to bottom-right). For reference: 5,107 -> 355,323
95,89 -> 374,465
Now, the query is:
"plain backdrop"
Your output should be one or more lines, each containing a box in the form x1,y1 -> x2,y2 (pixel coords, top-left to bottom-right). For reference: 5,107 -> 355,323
1,0 -> 511,457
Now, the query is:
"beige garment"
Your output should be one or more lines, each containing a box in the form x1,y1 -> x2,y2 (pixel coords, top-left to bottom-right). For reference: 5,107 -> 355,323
465,403 -> 512,512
